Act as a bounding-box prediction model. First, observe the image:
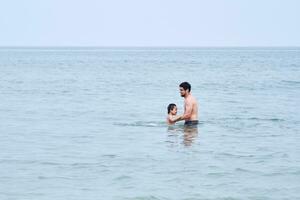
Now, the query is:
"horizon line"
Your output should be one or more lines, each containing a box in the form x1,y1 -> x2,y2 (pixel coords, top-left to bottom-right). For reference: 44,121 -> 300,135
0,45 -> 300,48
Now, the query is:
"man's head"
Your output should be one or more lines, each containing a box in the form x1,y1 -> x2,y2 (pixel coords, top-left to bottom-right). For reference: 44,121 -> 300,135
179,82 -> 191,97
167,103 -> 177,115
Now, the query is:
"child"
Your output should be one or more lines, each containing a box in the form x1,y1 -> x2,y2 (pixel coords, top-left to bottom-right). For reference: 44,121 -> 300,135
166,103 -> 182,125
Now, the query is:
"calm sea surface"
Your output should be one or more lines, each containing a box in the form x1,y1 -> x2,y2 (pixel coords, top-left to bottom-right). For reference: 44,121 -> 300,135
0,47 -> 300,200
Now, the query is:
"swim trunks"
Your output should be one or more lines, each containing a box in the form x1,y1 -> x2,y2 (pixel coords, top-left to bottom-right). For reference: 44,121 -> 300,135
184,120 -> 199,126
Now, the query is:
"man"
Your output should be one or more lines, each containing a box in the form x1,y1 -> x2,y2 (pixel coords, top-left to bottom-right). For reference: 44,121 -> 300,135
177,82 -> 199,126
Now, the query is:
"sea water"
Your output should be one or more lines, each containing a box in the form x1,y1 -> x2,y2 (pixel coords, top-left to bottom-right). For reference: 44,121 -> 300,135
0,47 -> 299,200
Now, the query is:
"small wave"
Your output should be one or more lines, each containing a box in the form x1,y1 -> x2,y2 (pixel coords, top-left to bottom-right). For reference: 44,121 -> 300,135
208,117 -> 285,122
37,176 -> 72,180
206,172 -> 231,177
70,162 -> 105,168
235,168 -> 253,173
281,80 -> 300,85
263,172 -> 285,177
40,161 -> 62,166
290,170 -> 300,175
102,154 -> 117,158
248,117 -> 285,122
0,159 -> 39,165
114,175 -> 132,181
124,196 -> 163,200
114,121 -> 167,127
216,152 -> 255,159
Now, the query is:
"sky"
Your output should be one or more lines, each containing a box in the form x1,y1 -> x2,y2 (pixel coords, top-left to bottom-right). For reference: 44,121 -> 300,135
0,0 -> 299,46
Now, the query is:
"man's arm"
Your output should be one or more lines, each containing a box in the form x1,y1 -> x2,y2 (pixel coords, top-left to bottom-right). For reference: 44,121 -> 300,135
180,101 -> 193,120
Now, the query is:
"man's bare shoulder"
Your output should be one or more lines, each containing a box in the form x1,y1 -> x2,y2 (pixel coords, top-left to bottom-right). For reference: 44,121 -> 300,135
193,96 -> 198,103
189,95 -> 197,103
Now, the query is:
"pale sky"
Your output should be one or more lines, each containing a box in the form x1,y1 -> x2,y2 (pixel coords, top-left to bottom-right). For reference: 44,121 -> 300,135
0,0 -> 299,46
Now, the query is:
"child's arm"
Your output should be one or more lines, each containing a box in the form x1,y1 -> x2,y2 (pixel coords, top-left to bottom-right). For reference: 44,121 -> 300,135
169,115 -> 182,123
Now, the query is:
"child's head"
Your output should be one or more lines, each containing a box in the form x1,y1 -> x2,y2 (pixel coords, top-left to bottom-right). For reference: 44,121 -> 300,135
167,103 -> 177,115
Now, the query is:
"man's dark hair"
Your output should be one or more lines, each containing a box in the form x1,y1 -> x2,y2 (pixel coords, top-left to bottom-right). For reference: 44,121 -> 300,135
179,82 -> 191,92
167,103 -> 176,114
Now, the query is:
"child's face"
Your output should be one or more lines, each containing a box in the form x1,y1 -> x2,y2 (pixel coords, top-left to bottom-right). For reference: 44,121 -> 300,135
170,106 -> 177,115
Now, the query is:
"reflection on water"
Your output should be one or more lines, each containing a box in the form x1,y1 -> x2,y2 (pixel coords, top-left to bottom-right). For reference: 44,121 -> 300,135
115,121 -> 199,146
167,125 -> 198,146
183,125 -> 198,146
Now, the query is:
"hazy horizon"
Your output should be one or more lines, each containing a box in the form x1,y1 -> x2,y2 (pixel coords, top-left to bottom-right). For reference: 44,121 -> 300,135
1,45 -> 300,48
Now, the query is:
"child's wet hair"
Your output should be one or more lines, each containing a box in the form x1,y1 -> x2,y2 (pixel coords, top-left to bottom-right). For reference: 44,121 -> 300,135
167,103 -> 176,114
